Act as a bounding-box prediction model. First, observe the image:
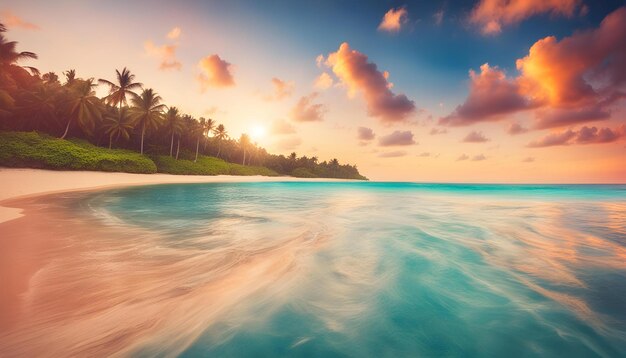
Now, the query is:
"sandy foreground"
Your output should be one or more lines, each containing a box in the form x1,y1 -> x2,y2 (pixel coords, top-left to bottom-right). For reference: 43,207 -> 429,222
0,168 -> 347,223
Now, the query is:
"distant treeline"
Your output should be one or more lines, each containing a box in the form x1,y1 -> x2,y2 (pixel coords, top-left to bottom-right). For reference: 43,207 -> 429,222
0,23 -> 367,180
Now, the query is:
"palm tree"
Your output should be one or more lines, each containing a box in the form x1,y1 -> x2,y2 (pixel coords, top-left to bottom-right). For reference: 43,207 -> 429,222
64,69 -> 76,86
164,106 -> 182,156
61,78 -> 102,139
129,88 -> 165,154
193,119 -> 205,162
0,25 -> 38,70
239,134 -> 251,165
103,107 -> 134,148
213,124 -> 228,158
99,67 -> 142,110
0,23 -> 38,117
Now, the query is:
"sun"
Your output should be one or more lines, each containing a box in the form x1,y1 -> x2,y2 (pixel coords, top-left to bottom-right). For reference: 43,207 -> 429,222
250,125 -> 267,140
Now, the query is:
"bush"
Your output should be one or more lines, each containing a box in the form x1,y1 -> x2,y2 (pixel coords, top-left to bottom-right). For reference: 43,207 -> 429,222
154,155 -> 279,177
0,131 -> 157,173
291,167 -> 317,178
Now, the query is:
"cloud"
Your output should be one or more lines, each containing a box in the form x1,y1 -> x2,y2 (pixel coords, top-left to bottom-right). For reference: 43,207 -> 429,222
197,55 -> 235,90
444,8 -> 626,128
522,156 -> 535,162
471,154 -> 487,161
507,122 -> 528,135
379,130 -> 416,146
457,154 -> 469,161
440,64 -> 534,126
314,72 -> 334,90
275,136 -> 302,151
378,7 -> 409,33
379,150 -> 407,158
433,10 -> 445,25
429,128 -> 448,135
357,126 -> 375,141
0,11 -> 39,30
323,42 -> 416,123
462,131 -> 489,143
527,125 -> 626,147
271,119 -> 296,135
167,27 -> 181,40
290,92 -> 325,122
264,77 -> 294,101
470,0 -> 584,35
144,41 -> 182,71
418,152 -> 431,157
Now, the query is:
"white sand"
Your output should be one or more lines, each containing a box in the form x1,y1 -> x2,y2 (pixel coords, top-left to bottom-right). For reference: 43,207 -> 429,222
0,168 -> 345,223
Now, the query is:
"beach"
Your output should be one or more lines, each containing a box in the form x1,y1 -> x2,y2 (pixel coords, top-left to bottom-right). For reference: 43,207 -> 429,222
0,171 -> 625,356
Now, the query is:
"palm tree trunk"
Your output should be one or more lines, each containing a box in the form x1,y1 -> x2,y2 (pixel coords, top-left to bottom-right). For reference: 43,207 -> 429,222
216,143 -> 221,158
109,135 -> 112,149
170,133 -> 174,157
195,138 -> 200,162
242,150 -> 246,165
60,119 -> 72,139
176,137 -> 180,160
140,123 -> 146,155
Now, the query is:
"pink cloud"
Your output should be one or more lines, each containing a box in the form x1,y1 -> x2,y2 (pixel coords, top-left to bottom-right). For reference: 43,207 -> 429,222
357,127 -> 375,141
314,72 -> 333,90
0,11 -> 39,30
470,0 -> 583,35
527,125 -> 626,147
378,7 -> 409,33
166,27 -> 181,40
324,42 -> 416,123
271,119 -> 296,135
290,93 -> 325,122
462,131 -> 490,143
379,130 -> 416,146
439,64 -> 534,126
472,154 -> 487,161
507,122 -> 528,135
429,128 -> 447,135
379,150 -> 407,158
144,41 -> 182,71
197,55 -> 235,90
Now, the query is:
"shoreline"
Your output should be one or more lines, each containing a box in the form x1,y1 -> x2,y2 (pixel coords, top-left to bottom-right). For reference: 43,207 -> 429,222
0,168 -> 353,224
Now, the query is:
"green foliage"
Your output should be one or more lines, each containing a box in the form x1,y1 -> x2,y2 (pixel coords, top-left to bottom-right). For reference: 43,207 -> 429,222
291,167 -> 317,178
154,154 -> 279,176
0,131 -> 157,173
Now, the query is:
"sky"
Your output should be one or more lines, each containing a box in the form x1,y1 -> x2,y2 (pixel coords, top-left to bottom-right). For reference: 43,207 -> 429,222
2,0 -> 625,183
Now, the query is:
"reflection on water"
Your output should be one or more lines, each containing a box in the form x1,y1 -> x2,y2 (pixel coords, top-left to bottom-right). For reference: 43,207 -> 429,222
1,182 -> 625,357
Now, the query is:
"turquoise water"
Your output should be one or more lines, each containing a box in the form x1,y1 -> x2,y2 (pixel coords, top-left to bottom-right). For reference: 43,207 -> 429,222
4,182 -> 626,357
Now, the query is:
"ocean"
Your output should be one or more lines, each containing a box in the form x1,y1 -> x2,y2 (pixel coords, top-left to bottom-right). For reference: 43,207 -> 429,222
2,182 -> 626,357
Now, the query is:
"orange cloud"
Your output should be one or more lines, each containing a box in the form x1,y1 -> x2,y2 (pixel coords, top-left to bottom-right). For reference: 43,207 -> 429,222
470,0 -> 583,35
264,77 -> 294,101
197,55 -> 235,91
290,92 -> 325,122
444,7 -> 626,129
324,42 -> 416,123
314,72 -> 333,90
507,122 -> 528,135
357,127 -> 375,141
378,6 -> 409,33
144,41 -> 182,71
0,11 -> 39,30
379,150 -> 407,158
166,27 -> 181,40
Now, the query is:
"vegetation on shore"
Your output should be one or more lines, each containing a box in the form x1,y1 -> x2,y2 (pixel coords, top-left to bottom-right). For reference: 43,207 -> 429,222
0,23 -> 367,180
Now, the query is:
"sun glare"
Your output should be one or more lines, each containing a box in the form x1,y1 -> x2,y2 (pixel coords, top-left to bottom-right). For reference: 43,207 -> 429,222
250,125 -> 267,140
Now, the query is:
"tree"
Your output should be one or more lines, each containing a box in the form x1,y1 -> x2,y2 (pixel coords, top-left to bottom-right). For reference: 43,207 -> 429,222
129,88 -> 165,154
193,119 -> 205,162
200,117 -> 215,153
64,69 -> 76,86
213,124 -> 228,158
98,67 -> 142,110
103,107 -> 134,148
239,133 -> 251,165
61,78 -> 102,139
164,106 -> 182,156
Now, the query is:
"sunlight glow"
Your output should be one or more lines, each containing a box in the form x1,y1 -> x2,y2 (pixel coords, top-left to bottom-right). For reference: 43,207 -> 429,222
250,125 -> 267,140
